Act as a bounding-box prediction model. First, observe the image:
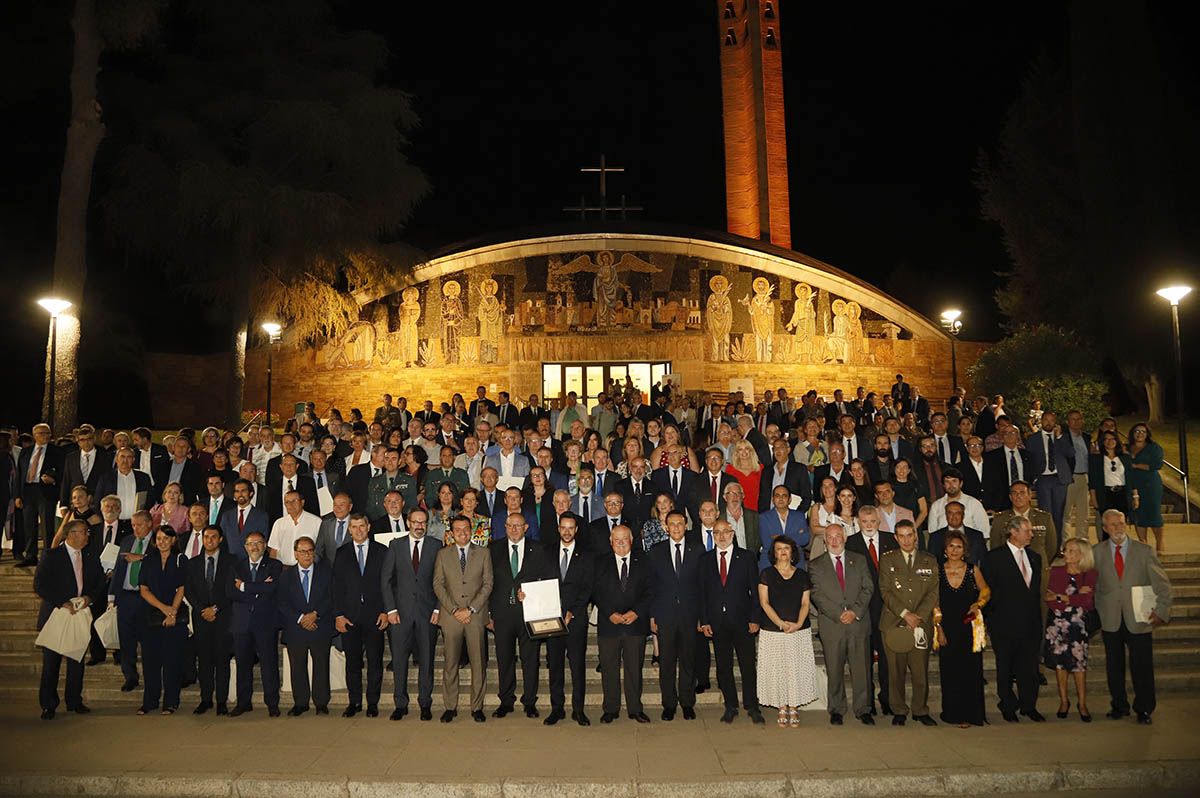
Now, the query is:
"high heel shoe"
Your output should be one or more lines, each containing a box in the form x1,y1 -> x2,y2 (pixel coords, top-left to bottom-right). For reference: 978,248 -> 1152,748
1078,707 -> 1092,723
1056,700 -> 1070,719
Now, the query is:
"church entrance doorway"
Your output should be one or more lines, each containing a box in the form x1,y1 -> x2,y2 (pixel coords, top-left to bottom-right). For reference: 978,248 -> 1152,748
541,361 -> 671,405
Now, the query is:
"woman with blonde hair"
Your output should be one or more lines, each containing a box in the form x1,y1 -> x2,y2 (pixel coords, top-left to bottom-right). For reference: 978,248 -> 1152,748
615,436 -> 644,478
726,439 -> 764,511
149,482 -> 189,533
1044,536 -> 1098,721
650,423 -> 700,473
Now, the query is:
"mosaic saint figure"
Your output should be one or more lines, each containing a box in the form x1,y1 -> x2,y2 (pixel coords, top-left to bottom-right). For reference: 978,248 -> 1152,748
740,276 -> 776,362
785,282 -> 816,362
476,278 -> 503,364
706,275 -> 733,361
845,301 -> 868,362
824,299 -> 850,363
397,287 -> 421,367
591,251 -> 626,328
441,280 -> 464,363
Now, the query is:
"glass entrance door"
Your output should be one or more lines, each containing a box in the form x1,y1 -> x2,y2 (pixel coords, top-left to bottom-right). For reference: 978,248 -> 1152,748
541,361 -> 671,405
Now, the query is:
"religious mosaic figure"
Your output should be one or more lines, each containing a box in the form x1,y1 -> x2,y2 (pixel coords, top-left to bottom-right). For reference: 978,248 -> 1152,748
824,299 -> 850,363
740,276 -> 776,362
476,278 -> 503,364
442,280 -> 464,363
705,274 -> 733,361
558,251 -> 660,329
784,281 -> 816,362
845,301 -> 869,362
398,287 -> 422,367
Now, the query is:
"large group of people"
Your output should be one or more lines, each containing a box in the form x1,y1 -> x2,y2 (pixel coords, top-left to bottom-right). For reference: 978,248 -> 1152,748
0,375 -> 1174,730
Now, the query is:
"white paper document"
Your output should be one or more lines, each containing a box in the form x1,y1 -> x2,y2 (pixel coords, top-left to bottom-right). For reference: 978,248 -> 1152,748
496,476 -> 525,493
1131,585 -> 1157,624
316,485 -> 333,516
100,542 -> 121,572
520,578 -> 562,622
374,531 -> 405,548
788,493 -> 805,511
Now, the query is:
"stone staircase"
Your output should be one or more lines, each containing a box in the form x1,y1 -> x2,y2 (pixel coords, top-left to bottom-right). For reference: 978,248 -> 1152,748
2,552 -> 1197,709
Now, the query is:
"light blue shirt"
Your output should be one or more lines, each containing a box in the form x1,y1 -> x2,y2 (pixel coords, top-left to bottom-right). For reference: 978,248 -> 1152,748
1110,537 -> 1130,562
1071,433 -> 1089,474
169,459 -> 186,486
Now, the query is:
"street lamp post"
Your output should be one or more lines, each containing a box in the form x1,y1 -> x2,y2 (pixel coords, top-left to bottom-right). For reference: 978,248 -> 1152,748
1156,285 -> 1191,522
37,298 -> 72,428
262,322 -> 282,431
940,309 -> 963,395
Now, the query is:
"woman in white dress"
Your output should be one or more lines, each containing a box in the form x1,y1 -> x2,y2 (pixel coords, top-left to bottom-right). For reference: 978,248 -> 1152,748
757,536 -> 821,726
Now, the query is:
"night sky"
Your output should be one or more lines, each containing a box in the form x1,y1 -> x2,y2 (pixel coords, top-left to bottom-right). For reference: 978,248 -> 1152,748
1,2 -> 1193,426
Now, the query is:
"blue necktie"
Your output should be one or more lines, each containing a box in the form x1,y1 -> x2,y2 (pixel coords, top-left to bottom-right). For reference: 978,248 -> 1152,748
301,569 -> 310,602
595,473 -> 603,497
336,519 -> 345,547
357,543 -> 366,575
705,529 -> 714,551
459,547 -> 467,572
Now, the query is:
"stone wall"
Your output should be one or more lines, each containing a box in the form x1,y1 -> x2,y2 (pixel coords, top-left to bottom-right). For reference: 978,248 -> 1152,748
143,352 -> 231,428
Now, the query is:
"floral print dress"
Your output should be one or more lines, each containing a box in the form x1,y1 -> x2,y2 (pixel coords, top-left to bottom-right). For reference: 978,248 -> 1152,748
1043,565 -> 1097,673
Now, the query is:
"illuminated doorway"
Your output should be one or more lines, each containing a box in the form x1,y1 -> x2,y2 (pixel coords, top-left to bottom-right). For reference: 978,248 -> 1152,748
541,361 -> 671,404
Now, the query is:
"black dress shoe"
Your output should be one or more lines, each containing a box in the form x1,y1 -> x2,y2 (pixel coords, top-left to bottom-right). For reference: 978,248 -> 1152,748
1137,712 -> 1152,725
858,713 -> 875,725
315,706 -> 329,716
287,706 -> 309,717
661,707 -> 676,721
573,710 -> 591,726
880,703 -> 893,716
524,706 -> 540,718
216,704 -> 228,716
1025,710 -> 1045,723
492,704 -> 513,718
343,705 -> 360,718
440,710 -> 457,723
72,704 -> 91,714
544,708 -> 565,726
914,714 -> 937,727
40,709 -> 55,720
420,707 -> 432,721
891,715 -> 906,726
120,679 -> 139,693
681,706 -> 696,720
651,655 -> 660,665
86,655 -> 104,667
471,710 -> 486,723
1002,711 -> 1019,723
629,712 -> 650,723
600,712 -> 617,724
720,708 -> 737,724
390,707 -> 408,721
193,702 -> 211,715
229,705 -> 252,718
366,706 -> 379,718
18,558 -> 37,567
830,713 -> 843,725
1107,709 -> 1130,720
695,682 -> 710,694
1038,673 -> 1048,686
747,709 -> 765,724
268,706 -> 280,717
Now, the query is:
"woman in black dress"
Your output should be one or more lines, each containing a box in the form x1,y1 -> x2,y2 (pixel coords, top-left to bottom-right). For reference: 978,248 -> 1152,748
138,526 -> 189,715
934,530 -> 990,727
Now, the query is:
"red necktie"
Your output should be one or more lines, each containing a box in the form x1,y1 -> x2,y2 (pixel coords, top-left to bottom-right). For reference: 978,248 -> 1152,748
711,476 -> 718,503
238,509 -> 245,531
835,555 -> 845,591
191,532 -> 201,557
868,539 -> 878,568
1114,545 -> 1124,580
412,540 -> 421,574
719,550 -> 728,586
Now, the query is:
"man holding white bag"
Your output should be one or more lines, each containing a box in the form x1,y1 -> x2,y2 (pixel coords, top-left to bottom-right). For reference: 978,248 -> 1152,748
36,519 -> 105,720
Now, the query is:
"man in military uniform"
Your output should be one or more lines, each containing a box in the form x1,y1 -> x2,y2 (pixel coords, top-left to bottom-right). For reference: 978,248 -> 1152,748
365,448 -> 417,521
878,519 -> 939,727
989,480 -> 1058,599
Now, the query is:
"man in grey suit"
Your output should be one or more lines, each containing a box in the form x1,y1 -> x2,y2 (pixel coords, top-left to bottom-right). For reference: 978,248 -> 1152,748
483,429 -> 531,481
1093,510 -> 1172,724
809,523 -> 875,725
382,507 -> 442,721
432,515 -> 493,722
314,493 -> 354,564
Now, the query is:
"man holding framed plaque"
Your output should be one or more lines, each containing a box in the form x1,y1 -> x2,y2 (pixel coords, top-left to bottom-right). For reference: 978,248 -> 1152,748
541,515 -> 595,725
488,513 -> 550,718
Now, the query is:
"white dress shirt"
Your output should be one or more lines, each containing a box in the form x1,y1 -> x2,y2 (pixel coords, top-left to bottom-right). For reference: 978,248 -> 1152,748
115,470 -> 137,519
268,511 -> 322,566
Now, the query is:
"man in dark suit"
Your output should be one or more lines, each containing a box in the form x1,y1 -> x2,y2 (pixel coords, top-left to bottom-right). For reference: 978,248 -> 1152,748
844,506 -> 899,715
94,447 -> 153,522
542,515 -> 594,726
824,389 -> 854,430
381,508 -> 443,720
489,512 -> 549,717
981,516 -> 1045,722
925,501 -> 988,565
344,446 -> 385,513
616,457 -> 656,534
267,454 -> 319,523
184,524 -> 236,715
230,531 -> 283,717
109,511 -> 154,691
492,391 -> 519,430
695,447 -> 738,519
35,519 -> 104,719
983,426 -> 1032,512
698,519 -> 764,724
264,434 -> 311,485
131,427 -> 170,504
276,535 -> 334,715
220,479 -> 270,559
518,394 -> 549,433
165,437 -> 205,505
307,449 -> 341,507
909,386 -> 931,428
835,414 -> 871,464
334,513 -> 389,718
593,524 -> 652,724
758,438 -> 812,516
469,386 -> 495,420
890,374 -> 911,415
647,510 -> 704,721
812,442 -> 853,489
587,491 -> 628,555
650,445 -> 698,523
958,437 -> 987,502
15,423 -> 64,566
58,427 -> 111,512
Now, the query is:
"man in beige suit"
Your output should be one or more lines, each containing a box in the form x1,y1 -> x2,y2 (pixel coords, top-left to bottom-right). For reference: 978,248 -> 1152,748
433,515 -> 493,722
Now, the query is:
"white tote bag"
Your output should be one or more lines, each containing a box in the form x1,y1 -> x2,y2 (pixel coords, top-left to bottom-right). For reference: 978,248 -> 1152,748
35,601 -> 93,662
94,606 -> 121,650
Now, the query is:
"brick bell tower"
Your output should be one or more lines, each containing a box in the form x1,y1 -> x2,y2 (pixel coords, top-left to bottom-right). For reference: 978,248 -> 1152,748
718,0 -> 791,249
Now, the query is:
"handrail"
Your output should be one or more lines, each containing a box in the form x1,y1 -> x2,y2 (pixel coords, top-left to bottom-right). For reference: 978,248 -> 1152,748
238,410 -> 264,437
1159,459 -> 1192,525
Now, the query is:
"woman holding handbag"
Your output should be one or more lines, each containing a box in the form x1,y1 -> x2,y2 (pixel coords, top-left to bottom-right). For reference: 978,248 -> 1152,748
1043,537 -> 1098,721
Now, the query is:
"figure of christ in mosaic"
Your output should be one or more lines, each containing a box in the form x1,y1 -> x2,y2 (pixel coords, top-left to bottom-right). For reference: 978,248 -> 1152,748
785,282 -> 816,362
705,274 -> 733,361
740,276 -> 776,362
476,278 -> 504,364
